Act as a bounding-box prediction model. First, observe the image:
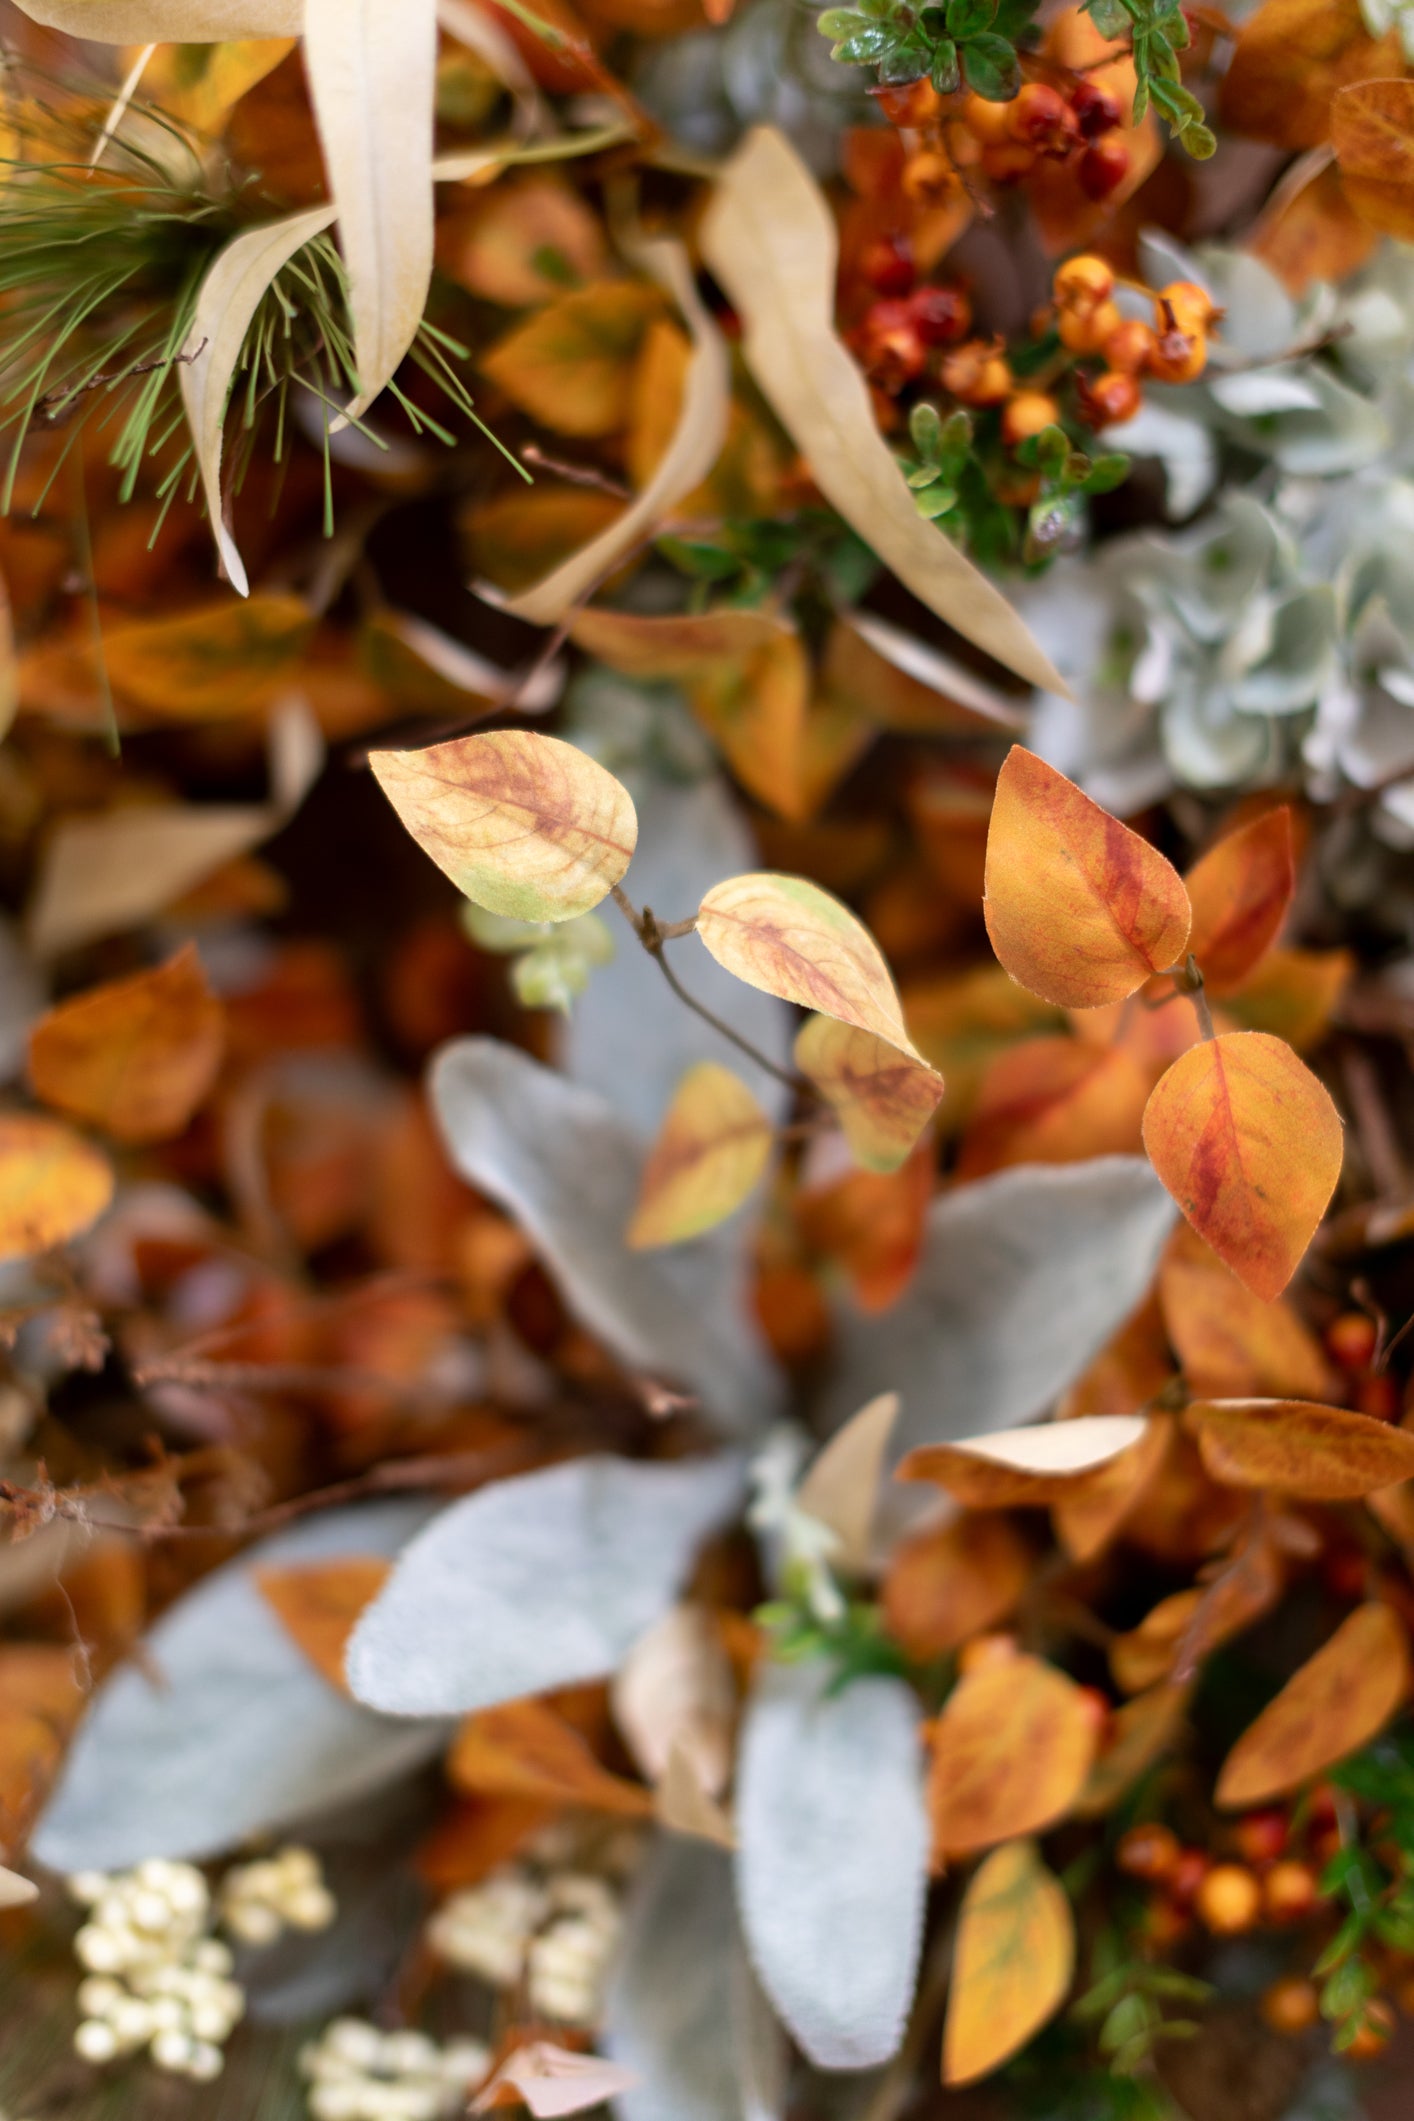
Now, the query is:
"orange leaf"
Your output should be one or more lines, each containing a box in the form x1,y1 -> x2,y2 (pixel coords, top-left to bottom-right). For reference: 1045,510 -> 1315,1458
983,748 -> 1191,1009
899,1416 -> 1152,1510
28,944 -> 225,1146
882,1514 -> 1032,1662
1216,1603 -> 1410,1808
926,1655 -> 1099,1857
1075,1684 -> 1191,1817
1332,79 -> 1414,238
942,1839 -> 1074,2086
1158,1224 -> 1336,1401
957,1035 -> 1150,1179
1183,1399 -> 1414,1500
1184,809 -> 1295,996
96,593 -> 313,722
0,1644 -> 86,1848
794,1137 -> 933,1312
1220,0 -> 1404,149
256,1558 -> 391,1694
0,1114 -> 113,1263
1222,945 -> 1353,1052
480,280 -> 664,437
794,1016 -> 943,1173
1052,1415 -> 1171,1564
1141,1032 -> 1343,1300
627,1061 -> 773,1248
448,1697 -> 653,1818
696,873 -> 921,1055
418,1796 -> 556,1893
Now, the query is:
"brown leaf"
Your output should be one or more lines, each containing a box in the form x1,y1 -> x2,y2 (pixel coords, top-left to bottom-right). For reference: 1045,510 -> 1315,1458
899,1416 -> 1152,1510
1221,0 -> 1404,149
794,1137 -> 933,1313
1332,78 -> 1414,236
942,1838 -> 1074,2086
1052,1415 -> 1172,1564
448,1697 -> 654,1818
255,1558 -> 391,1694
1184,1398 -> 1414,1500
957,1035 -> 1150,1179
0,1114 -> 113,1263
1075,1684 -> 1191,1817
480,280 -> 664,436
0,1644 -> 86,1849
28,944 -> 225,1145
882,1514 -> 1032,1662
1216,1602 -> 1410,1807
926,1655 -> 1098,1858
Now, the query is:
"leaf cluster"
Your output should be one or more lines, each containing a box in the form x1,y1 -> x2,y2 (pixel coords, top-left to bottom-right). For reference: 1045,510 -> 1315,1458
818,0 -> 1042,98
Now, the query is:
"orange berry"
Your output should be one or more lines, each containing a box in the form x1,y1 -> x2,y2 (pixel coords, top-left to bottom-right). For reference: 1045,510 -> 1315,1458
1169,1847 -> 1211,1906
1261,1976 -> 1320,2035
1263,1860 -> 1320,1924
1235,1808 -> 1289,1868
961,91 -> 1014,145
946,120 -> 985,169
1079,131 -> 1130,200
1053,254 -> 1116,315
1006,82 -> 1080,156
1103,318 -> 1158,373
1059,298 -> 1123,354
940,338 -> 1012,406
1078,368 -> 1142,427
1117,1822 -> 1182,1882
1002,389 -> 1062,447
980,140 -> 1038,184
1196,1862 -> 1262,1935
870,79 -> 942,129
1347,1998 -> 1396,2061
957,1630 -> 1021,1675
901,150 -> 964,210
1326,1311 -> 1379,1371
1157,278 -> 1222,335
1147,324 -> 1208,384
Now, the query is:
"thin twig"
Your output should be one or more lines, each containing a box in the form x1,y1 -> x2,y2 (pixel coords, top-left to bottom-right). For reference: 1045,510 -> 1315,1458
610,883 -> 803,1093
39,338 -> 207,424
520,443 -> 631,501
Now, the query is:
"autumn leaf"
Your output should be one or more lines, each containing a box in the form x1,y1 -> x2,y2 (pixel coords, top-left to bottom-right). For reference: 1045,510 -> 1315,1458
882,1515 -> 1032,1662
1332,79 -> 1414,238
1141,1031 -> 1343,1300
370,728 -> 638,923
942,1839 -> 1074,2086
795,1139 -> 933,1313
794,1016 -> 943,1173
1216,1603 -> 1410,1808
28,944 -> 225,1145
449,1697 -> 653,1818
627,1062 -> 773,1248
1220,0 -> 1404,149
1184,809 -> 1296,996
256,1557 -> 392,1694
899,1415 -> 1152,1510
927,1655 -> 1098,1857
0,1644 -> 87,1847
97,594 -> 313,720
482,280 -> 664,437
1051,1416 -> 1171,1564
0,1865 -> 38,1909
1184,1398 -> 1414,1500
957,1036 -> 1150,1179
1075,1685 -> 1191,1818
984,749 -> 1192,1010
0,1114 -> 113,1263
1158,1223 -> 1337,1400
696,874 -> 921,1057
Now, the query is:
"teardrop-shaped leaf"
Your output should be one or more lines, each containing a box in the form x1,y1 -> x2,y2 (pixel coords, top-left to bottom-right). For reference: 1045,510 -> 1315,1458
796,1393 -> 899,1573
371,729 -> 638,922
0,1112 -> 113,1261
899,1415 -> 1151,1509
1184,1398 -> 1414,1500
1184,808 -> 1295,996
697,873 -> 919,1055
927,1656 -> 1098,1857
28,943 -> 225,1145
1142,1031 -> 1343,1300
942,1839 -> 1074,2086
629,1062 -> 773,1249
794,1016 -> 943,1173
984,748 -> 1192,1009
1216,1603 -> 1410,1809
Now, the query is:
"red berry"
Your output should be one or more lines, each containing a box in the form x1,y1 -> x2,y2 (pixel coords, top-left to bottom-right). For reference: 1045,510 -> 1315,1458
1235,1808 -> 1289,1867
1168,1848 -> 1211,1906
853,299 -> 928,388
1357,1372 -> 1400,1421
1326,1311 -> 1379,1371
1078,130 -> 1130,200
908,284 -> 972,346
1071,80 -> 1124,137
1077,368 -> 1142,427
1007,82 -> 1081,156
860,233 -> 915,299
1117,1822 -> 1181,1882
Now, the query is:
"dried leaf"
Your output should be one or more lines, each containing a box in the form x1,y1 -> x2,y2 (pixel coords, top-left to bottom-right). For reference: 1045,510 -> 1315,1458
255,1557 -> 392,1693
1141,1031 -> 1343,1300
0,1645 -> 87,1851
0,566 -> 17,744
794,1017 -> 943,1174
927,1655 -> 1098,1859
1332,79 -> 1414,237
370,728 -> 638,923
1184,810 -> 1295,996
0,1113 -> 113,1262
698,129 -> 1064,695
97,594 -> 313,719
697,873 -> 920,1057
1075,1684 -> 1191,1817
483,280 -> 664,436
612,1604 -> 734,1796
1184,1398 -> 1414,1499
882,1514 -> 1032,1662
655,1742 -> 736,1849
474,2042 -> 638,2118
1052,1415 -> 1172,1563
28,944 -> 225,1145
899,1415 -> 1151,1509
958,1036 -> 1150,1179
796,1392 -> 899,1572
1158,1224 -> 1336,1400
1221,0 -> 1404,149
942,1839 -> 1074,2086
1216,1603 -> 1410,1808
10,1 -> 300,34
628,1061 -> 773,1248
984,748 -> 1191,1010
795,1140 -> 933,1314
449,1697 -> 653,1817
0,1864 -> 38,1909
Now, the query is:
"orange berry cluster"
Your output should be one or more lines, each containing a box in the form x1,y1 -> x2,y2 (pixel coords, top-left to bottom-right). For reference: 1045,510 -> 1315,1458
1118,1806 -> 1323,1943
1052,255 -> 1218,429
875,76 -> 1135,202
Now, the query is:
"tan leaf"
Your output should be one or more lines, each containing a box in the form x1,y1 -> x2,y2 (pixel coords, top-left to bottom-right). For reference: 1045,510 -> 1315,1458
1184,1398 -> 1414,1500
611,1603 -> 734,1795
473,2042 -> 637,2118
1216,1603 -> 1410,1808
255,1558 -> 391,1695
794,1017 -> 943,1174
837,610 -> 1027,733
696,873 -> 919,1057
28,945 -> 225,1146
927,1656 -> 1098,1858
370,727 -> 637,923
942,1839 -> 1074,2085
698,128 -> 1065,695
0,1115 -> 113,1263
654,1739 -> 736,1849
899,1416 -> 1151,1510
9,2 -> 300,33
627,1061 -> 773,1248
0,1864 -> 38,1909
796,1392 -> 899,1571
1052,1415 -> 1171,1564
449,1698 -> 653,1818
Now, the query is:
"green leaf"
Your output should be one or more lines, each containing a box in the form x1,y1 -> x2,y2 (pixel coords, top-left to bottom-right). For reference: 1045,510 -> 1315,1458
930,39 -> 962,91
916,484 -> 959,518
1181,121 -> 1217,158
909,400 -> 944,458
1082,452 -> 1131,495
1085,0 -> 1128,35
907,463 -> 944,487
879,37 -> 932,80
946,0 -> 995,37
818,6 -> 869,31
834,25 -> 894,59
960,30 -> 1020,97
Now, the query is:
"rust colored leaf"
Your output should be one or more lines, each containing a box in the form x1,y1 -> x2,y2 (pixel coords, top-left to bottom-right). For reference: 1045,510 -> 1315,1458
794,1138 -> 933,1313
882,1514 -> 1032,1662
28,944 -> 225,1146
480,280 -> 664,437
1184,809 -> 1296,996
1159,1224 -> 1336,1401
983,749 -> 1191,1010
1075,1684 -> 1191,1817
370,728 -> 638,923
0,1644 -> 86,1848
418,1796 -> 555,1893
696,873 -> 920,1056
1216,1603 -> 1410,1808
1333,79 -> 1414,237
794,1016 -> 943,1174
255,1558 -> 391,1695
899,1416 -> 1152,1510
957,1036 -> 1150,1179
448,1697 -> 653,1818
1220,0 -> 1404,149
942,1839 -> 1074,2086
1052,1415 -> 1172,1564
628,1061 -> 773,1249
1141,1032 -> 1343,1301
0,1114 -> 113,1263
1184,1398 -> 1414,1500
927,1655 -> 1098,1858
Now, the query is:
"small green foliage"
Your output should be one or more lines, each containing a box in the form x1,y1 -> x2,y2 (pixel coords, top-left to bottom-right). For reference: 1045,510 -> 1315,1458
1071,1929 -> 1211,2076
897,405 -> 1131,568
756,1572 -> 912,1690
1085,0 -> 1217,156
1309,1726 -> 1414,2048
817,0 -> 1040,99
460,904 -> 616,1014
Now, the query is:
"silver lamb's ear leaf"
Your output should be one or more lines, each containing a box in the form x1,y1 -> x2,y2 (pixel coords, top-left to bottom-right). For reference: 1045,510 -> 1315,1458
430,1037 -> 778,1432
821,1156 -> 1176,1453
735,1660 -> 930,2071
604,1838 -> 787,2121
32,1501 -> 444,1875
346,1454 -> 744,1718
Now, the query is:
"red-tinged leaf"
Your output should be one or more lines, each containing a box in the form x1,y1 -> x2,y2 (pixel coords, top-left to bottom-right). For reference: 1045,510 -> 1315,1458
899,1415 -> 1152,1509
927,1655 -> 1098,1857
28,943 -> 225,1145
1184,1398 -> 1414,1500
255,1558 -> 392,1695
1184,809 -> 1296,996
983,748 -> 1191,1009
0,1113 -> 113,1263
628,1061 -> 773,1248
957,1035 -> 1150,1178
794,1015 -> 943,1173
1142,1032 -> 1343,1300
942,1839 -> 1074,2086
696,873 -> 921,1055
1216,1603 -> 1410,1808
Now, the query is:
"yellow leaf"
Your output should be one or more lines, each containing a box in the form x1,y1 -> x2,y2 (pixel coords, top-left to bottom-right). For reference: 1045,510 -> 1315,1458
99,594 -> 313,720
28,943 -> 225,1145
1216,1603 -> 1409,1808
482,279 -> 665,437
794,1015 -> 943,1173
927,1656 -> 1098,1858
698,127 -> 1065,695
628,1061 -> 773,1248
0,1113 -> 113,1262
942,1840 -> 1074,2086
696,872 -> 920,1057
370,727 -> 638,923
135,36 -> 297,128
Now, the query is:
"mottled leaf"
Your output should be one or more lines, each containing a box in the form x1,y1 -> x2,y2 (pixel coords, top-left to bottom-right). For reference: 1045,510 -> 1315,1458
629,1062 -> 773,1249
942,1840 -> 1074,2085
900,1415 -> 1152,1509
1332,79 -> 1414,239
794,1016 -> 944,1174
697,874 -> 920,1055
255,1557 -> 392,1694
1184,1398 -> 1414,1500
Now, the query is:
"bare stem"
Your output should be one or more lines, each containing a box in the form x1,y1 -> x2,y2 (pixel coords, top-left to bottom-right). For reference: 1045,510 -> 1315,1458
1165,952 -> 1216,1042
610,884 -> 803,1093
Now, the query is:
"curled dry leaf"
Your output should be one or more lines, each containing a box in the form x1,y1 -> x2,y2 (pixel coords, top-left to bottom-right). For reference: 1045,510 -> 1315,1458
794,1016 -> 943,1174
1051,1415 -> 1171,1564
796,1392 -> 900,1572
0,1114 -> 114,1263
1332,79 -> 1414,239
612,1604 -> 735,1797
1141,1031 -> 1343,1301
697,874 -> 919,1057
1184,1398 -> 1414,1500
255,1557 -> 392,1694
28,944 -> 225,1146
1216,1602 -> 1410,1809
371,728 -> 638,923
942,1839 -> 1074,2087
1184,809 -> 1296,996
926,1654 -> 1098,1858
898,1415 -> 1151,1510
473,2042 -> 638,2119
448,1697 -> 653,1819
983,749 -> 1192,1010
627,1061 -> 773,1249
698,128 -> 1065,696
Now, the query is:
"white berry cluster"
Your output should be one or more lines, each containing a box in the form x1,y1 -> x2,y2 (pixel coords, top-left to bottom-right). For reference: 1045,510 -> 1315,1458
426,1863 -> 622,2030
298,2016 -> 490,2121
67,1861 -> 241,2081
219,1844 -> 338,1946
